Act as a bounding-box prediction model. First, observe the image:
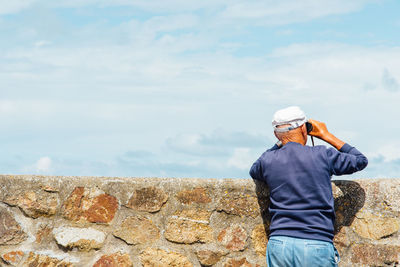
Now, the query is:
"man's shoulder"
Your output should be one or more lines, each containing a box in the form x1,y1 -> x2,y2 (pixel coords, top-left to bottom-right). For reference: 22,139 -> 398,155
306,144 -> 330,153
259,143 -> 331,158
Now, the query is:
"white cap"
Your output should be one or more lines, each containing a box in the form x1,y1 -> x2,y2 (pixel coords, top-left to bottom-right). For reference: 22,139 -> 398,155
272,106 -> 307,132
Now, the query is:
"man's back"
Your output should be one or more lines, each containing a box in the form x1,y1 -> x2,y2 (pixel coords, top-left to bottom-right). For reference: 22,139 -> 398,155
250,107 -> 368,266
250,142 -> 367,242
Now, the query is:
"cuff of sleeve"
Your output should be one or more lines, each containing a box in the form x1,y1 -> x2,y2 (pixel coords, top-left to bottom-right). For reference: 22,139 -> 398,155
339,143 -> 353,153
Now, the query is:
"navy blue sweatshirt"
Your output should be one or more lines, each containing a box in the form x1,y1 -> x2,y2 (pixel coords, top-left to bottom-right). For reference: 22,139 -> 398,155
249,142 -> 368,242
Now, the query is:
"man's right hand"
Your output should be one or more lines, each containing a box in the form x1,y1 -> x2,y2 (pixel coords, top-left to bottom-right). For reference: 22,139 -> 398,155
307,119 -> 345,150
307,119 -> 329,139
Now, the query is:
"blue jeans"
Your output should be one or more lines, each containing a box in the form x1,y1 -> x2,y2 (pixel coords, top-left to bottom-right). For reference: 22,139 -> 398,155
266,236 -> 340,267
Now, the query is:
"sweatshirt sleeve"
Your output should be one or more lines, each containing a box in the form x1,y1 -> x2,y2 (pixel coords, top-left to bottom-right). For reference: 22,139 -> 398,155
249,158 -> 263,181
249,144 -> 279,181
326,143 -> 368,176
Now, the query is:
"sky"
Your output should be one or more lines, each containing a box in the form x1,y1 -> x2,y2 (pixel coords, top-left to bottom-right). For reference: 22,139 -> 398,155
1,0 -> 400,179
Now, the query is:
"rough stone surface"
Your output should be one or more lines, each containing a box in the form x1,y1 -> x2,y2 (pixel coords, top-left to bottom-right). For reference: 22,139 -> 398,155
223,257 -> 255,267
195,249 -> 227,266
53,226 -> 106,251
333,180 -> 366,231
0,207 -> 27,245
333,226 -> 351,255
3,190 -> 58,218
126,186 -> 168,212
24,252 -> 74,266
1,175 -> 400,267
173,208 -> 212,222
42,185 -> 59,192
351,211 -> 400,240
62,187 -> 85,221
36,224 -> 53,244
62,187 -> 118,223
218,224 -> 248,251
351,244 -> 400,266
113,215 -> 160,245
331,183 -> 344,199
1,251 -> 25,266
93,252 -> 133,267
217,193 -> 259,218
140,248 -> 193,267
164,217 -> 213,244
176,187 -> 211,204
378,182 -> 400,212
251,224 -> 268,256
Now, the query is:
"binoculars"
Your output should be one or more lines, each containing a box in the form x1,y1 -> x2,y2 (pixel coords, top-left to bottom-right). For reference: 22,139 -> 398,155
306,121 -> 315,146
306,122 -> 313,134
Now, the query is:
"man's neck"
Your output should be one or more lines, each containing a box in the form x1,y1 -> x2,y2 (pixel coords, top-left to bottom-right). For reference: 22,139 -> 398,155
281,137 -> 305,146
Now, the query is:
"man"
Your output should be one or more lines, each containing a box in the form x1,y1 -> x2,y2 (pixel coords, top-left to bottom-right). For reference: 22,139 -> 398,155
249,106 -> 368,267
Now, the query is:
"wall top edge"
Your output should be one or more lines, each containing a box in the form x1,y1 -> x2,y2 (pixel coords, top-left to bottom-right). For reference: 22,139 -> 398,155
0,174 -> 398,183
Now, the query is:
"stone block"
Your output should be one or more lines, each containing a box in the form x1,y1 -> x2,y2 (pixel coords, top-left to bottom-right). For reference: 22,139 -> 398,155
332,183 -> 344,198
333,180 -> 366,231
24,252 -> 74,266
53,226 -> 106,251
333,226 -> 351,255
195,249 -> 227,266
36,224 -> 53,244
93,252 -> 133,267
251,224 -> 267,257
140,248 -> 193,267
223,257 -> 258,267
217,193 -> 259,218
62,187 -> 118,223
351,244 -> 400,266
176,187 -> 211,204
164,217 -> 213,244
218,224 -> 248,251
351,211 -> 400,240
173,208 -> 212,223
1,251 -> 25,266
126,186 -> 168,213
113,215 -> 160,245
0,207 -> 27,245
3,190 -> 59,218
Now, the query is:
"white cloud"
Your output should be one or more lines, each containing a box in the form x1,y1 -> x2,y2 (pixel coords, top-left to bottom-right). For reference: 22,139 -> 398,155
142,14 -> 199,33
165,133 -> 205,155
45,0 -> 227,12
0,100 -> 62,122
21,156 -> 53,174
227,148 -> 253,170
382,68 -> 400,92
2,40 -> 400,173
34,40 -> 52,47
220,0 -> 377,24
0,0 -> 399,178
0,100 -> 17,113
166,130 -> 268,157
0,0 -> 37,15
1,0 -> 377,28
249,43 -> 400,102
376,143 -> 400,162
36,157 -> 52,173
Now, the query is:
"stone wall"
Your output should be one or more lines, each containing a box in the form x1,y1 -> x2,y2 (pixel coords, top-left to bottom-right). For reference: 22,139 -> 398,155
0,175 -> 399,267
